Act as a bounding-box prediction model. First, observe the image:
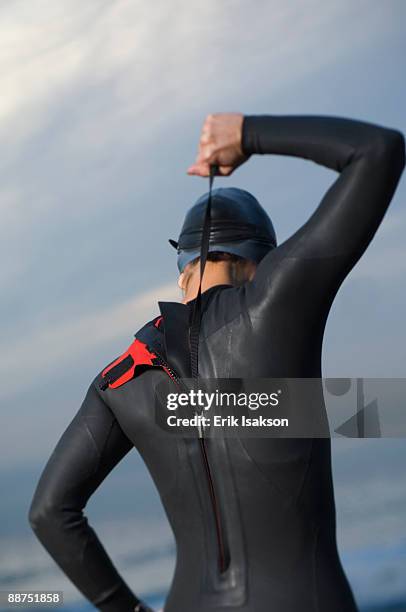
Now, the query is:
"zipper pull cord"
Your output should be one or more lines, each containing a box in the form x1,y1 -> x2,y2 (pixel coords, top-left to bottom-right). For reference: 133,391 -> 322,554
189,165 -> 217,435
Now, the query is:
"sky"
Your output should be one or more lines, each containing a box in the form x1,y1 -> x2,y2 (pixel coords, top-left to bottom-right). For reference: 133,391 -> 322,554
0,0 -> 405,468
0,3 -> 405,607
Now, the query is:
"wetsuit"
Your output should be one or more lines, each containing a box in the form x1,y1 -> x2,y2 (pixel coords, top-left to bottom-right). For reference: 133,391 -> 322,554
28,115 -> 405,612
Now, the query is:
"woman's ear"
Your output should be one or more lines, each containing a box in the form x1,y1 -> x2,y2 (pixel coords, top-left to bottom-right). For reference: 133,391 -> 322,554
178,272 -> 185,292
247,261 -> 257,281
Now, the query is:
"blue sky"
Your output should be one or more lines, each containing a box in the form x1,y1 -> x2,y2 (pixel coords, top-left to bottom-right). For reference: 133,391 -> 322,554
0,0 -> 405,466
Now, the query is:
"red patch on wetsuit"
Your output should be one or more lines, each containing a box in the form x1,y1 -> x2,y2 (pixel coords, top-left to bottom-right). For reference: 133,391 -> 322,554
102,338 -> 158,389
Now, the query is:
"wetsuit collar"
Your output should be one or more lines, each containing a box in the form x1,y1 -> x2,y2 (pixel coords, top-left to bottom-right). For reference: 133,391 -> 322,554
158,284 -> 233,379
185,283 -> 233,309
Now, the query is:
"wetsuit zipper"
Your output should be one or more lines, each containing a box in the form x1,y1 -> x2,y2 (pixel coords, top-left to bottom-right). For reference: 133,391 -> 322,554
153,350 -> 227,574
199,436 -> 228,573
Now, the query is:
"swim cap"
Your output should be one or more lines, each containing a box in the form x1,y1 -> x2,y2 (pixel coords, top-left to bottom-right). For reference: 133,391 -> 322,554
169,187 -> 277,272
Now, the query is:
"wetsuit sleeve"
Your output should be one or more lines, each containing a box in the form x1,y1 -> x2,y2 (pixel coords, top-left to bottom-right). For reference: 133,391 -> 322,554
241,115 -> 405,310
28,378 -> 140,612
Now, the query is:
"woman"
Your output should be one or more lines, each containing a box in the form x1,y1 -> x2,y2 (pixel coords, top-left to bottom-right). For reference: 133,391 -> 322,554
29,112 -> 405,611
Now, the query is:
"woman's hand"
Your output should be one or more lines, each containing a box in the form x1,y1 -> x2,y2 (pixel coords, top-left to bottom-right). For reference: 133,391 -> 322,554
187,112 -> 249,177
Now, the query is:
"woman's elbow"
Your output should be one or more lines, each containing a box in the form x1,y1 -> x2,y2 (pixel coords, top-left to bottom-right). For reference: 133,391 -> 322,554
384,128 -> 405,166
28,487 -> 67,537
371,127 -> 405,173
28,493 -> 54,534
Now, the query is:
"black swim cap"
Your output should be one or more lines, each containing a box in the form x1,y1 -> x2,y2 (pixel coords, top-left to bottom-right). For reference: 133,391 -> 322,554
169,187 -> 277,272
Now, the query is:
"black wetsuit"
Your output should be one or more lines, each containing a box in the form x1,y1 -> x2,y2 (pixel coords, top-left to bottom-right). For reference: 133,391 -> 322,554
29,115 -> 405,612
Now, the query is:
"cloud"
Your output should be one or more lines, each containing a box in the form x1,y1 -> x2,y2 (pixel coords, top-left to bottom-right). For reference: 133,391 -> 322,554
0,0 -> 391,165
0,280 -> 180,399
0,0 -> 404,464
